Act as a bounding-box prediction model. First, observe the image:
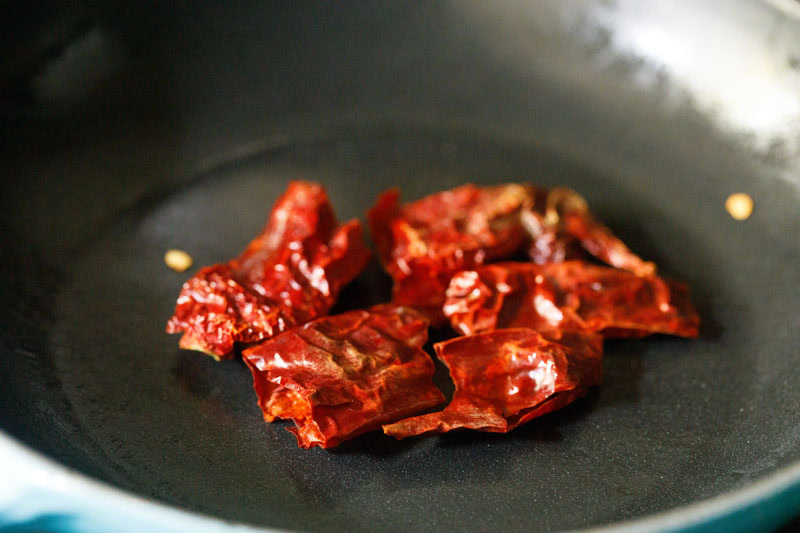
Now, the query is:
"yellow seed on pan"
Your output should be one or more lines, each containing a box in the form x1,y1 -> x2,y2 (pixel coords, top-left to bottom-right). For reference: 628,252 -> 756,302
164,249 -> 193,272
725,193 -> 753,221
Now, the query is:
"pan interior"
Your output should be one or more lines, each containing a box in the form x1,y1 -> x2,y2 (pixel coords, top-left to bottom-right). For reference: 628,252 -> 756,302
13,128 -> 797,531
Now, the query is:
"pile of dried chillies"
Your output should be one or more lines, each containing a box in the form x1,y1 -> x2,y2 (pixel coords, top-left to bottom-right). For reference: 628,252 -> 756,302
167,181 -> 699,448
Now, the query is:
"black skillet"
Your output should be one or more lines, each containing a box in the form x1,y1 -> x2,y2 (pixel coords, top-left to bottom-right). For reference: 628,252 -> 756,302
1,1 -> 799,531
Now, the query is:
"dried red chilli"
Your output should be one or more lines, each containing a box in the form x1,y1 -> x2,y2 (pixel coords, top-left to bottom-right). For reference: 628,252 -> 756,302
166,181 -> 371,359
444,261 -> 700,338
383,328 -> 603,438
368,184 -> 658,325
523,187 -> 656,277
166,180 -> 701,449
367,184 -> 534,324
243,304 -> 445,449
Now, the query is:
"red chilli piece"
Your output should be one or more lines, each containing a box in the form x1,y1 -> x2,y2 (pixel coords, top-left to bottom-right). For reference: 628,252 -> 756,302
444,261 -> 700,338
522,187 -> 657,277
166,181 -> 371,359
383,328 -> 603,438
242,304 -> 445,449
367,184 -> 534,324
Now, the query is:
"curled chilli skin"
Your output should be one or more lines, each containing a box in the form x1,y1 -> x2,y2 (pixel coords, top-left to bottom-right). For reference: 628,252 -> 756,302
367,184 -> 535,325
368,184 -> 656,326
523,187 -> 657,278
383,328 -> 604,438
443,261 -> 700,338
166,181 -> 371,359
242,304 -> 445,449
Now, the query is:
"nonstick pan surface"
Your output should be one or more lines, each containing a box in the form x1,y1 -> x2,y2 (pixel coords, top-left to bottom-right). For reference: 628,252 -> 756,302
1,2 -> 799,531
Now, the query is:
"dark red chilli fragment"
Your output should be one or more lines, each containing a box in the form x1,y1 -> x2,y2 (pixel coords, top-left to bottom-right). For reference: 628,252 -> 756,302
166,181 -> 371,359
367,184 -> 534,324
242,304 -> 445,449
383,328 -> 603,438
444,261 -> 700,338
522,187 -> 656,277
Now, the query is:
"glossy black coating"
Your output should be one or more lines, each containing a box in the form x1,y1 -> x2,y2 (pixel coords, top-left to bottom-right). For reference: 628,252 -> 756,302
1,1 -> 799,531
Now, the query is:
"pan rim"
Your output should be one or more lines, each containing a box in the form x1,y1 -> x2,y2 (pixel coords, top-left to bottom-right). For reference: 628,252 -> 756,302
1,428 -> 797,532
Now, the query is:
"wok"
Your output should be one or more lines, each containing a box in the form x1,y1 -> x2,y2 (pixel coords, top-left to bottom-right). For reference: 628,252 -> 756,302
1,1 -> 799,531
